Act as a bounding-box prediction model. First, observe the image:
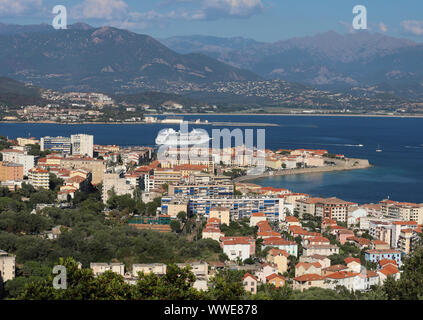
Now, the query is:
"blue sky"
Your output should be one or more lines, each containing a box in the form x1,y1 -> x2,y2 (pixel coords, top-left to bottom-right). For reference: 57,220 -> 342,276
1,0 -> 423,42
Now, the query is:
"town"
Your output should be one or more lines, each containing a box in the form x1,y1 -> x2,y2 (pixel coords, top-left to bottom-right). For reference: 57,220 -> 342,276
0,131 -> 421,299
2,80 -> 423,124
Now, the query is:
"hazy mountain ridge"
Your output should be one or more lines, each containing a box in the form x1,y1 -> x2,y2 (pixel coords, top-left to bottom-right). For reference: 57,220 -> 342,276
0,25 -> 260,93
162,31 -> 423,95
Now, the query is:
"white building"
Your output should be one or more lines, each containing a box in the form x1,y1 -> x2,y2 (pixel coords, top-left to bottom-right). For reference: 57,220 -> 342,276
28,167 -> 50,189
348,206 -> 367,227
71,134 -> 94,158
90,262 -> 125,276
0,250 -> 15,281
222,239 -> 252,261
102,172 -> 138,203
1,149 -> 34,176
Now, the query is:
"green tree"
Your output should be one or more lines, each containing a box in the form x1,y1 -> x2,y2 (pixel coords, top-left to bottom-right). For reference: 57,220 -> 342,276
177,211 -> 187,222
170,220 -> 181,233
208,269 -> 247,300
382,246 -> 423,300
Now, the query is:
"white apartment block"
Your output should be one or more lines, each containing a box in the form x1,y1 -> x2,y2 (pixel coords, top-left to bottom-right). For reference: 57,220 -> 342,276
1,149 -> 34,176
90,262 -> 125,276
28,167 -> 50,189
132,263 -> 167,277
71,134 -> 94,158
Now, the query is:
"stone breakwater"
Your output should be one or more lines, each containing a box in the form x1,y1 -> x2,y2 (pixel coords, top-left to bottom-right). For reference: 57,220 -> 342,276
233,158 -> 371,183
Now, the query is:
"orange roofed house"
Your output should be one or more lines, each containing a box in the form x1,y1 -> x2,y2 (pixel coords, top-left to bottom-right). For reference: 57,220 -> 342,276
266,248 -> 289,274
293,274 -> 326,292
243,273 -> 258,294
221,237 -> 255,261
266,274 -> 286,288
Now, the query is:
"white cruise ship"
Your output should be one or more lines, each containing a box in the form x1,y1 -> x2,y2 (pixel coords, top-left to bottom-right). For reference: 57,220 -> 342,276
155,128 -> 210,146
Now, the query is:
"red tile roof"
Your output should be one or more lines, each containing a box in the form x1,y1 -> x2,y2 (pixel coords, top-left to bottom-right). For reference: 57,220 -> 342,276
294,274 -> 325,282
344,257 -> 361,265
243,273 -> 257,281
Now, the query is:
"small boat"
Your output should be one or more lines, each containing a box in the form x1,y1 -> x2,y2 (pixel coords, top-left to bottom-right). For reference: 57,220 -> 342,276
376,145 -> 382,152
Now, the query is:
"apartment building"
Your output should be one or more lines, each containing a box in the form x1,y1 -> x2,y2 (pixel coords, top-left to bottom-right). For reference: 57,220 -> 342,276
365,249 -> 402,267
102,172 -> 139,203
380,199 -> 423,224
1,149 -> 34,175
90,262 -> 125,276
369,219 -> 417,249
71,134 -> 94,158
295,197 -> 324,217
132,263 -> 167,277
17,137 -> 39,146
398,228 -> 413,254
0,162 -> 23,182
144,168 -> 181,192
0,250 -> 15,281
209,207 -> 230,226
315,197 -> 355,222
186,196 -> 284,221
60,157 -> 105,185
41,136 -> 72,154
28,167 -> 50,189
168,182 -> 234,197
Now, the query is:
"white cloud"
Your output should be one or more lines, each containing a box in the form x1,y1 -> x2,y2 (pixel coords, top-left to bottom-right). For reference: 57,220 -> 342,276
0,0 -> 42,16
401,20 -> 423,36
199,0 -> 264,20
70,0 -> 264,31
72,0 -> 128,20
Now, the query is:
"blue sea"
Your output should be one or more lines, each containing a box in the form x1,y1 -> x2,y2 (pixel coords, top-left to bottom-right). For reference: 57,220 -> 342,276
1,115 -> 423,204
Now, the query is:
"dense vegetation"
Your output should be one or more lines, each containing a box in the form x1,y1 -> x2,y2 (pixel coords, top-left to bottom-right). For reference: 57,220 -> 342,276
9,250 -> 423,300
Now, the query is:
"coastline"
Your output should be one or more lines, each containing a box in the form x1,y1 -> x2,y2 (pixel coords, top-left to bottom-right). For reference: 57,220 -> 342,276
2,113 -> 423,125
0,120 -> 278,126
233,158 -> 372,184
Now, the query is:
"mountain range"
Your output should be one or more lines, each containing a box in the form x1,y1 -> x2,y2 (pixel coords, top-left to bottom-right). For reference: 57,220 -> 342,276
162,32 -> 423,95
0,22 -> 423,100
0,23 -> 259,93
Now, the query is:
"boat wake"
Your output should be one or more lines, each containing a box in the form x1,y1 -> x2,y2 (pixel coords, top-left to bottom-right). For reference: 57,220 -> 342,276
288,142 -> 364,148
